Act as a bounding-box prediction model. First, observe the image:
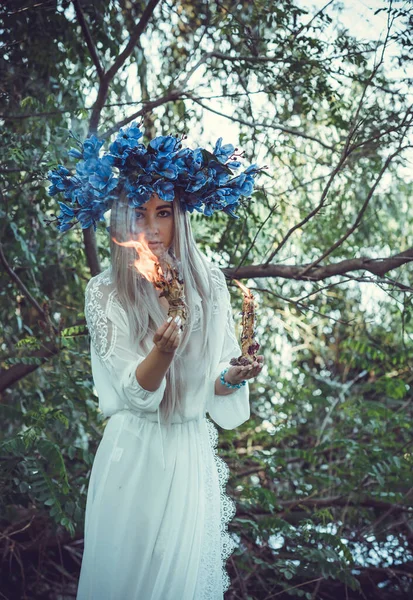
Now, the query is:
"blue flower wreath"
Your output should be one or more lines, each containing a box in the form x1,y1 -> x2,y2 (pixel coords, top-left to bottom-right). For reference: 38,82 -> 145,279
46,121 -> 265,232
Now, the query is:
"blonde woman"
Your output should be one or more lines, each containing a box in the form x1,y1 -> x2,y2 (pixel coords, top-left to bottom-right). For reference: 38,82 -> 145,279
46,121 -> 265,598
76,189 -> 264,599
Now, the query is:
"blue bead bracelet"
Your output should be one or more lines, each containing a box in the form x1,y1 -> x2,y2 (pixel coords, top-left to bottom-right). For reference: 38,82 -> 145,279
220,367 -> 246,390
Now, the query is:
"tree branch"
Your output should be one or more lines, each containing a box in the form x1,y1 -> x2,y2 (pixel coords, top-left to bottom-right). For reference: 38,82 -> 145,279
0,243 -> 56,332
298,144 -> 412,278
88,0 -> 162,133
80,0 -> 162,277
101,89 -> 183,138
72,0 -> 104,80
0,343 -> 59,394
188,96 -> 334,151
225,248 -> 413,282
1,248 -> 411,391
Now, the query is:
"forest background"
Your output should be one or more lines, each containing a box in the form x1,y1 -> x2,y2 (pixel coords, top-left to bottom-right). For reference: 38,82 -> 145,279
1,0 -> 413,598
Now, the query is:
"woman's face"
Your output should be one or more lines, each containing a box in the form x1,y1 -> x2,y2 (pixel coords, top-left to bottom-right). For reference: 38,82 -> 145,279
133,193 -> 175,255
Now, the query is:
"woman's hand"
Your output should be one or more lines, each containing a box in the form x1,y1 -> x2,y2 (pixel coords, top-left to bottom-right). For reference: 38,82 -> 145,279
153,316 -> 182,354
225,355 -> 264,385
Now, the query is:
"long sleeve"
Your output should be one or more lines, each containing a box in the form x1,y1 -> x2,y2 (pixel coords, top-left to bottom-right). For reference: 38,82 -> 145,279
206,270 -> 250,430
85,272 -> 166,414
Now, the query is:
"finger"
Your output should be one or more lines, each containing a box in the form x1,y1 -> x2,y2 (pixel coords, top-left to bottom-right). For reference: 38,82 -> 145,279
167,326 -> 181,349
153,320 -> 171,343
244,362 -> 263,379
163,318 -> 180,344
173,328 -> 182,348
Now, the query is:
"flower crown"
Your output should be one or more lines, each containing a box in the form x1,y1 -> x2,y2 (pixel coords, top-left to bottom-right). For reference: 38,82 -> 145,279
46,121 -> 266,232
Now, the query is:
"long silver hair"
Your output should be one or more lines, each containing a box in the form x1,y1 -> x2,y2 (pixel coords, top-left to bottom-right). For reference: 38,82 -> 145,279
109,189 -> 216,425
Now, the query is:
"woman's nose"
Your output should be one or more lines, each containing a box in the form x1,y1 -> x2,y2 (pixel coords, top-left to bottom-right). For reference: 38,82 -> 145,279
145,221 -> 160,236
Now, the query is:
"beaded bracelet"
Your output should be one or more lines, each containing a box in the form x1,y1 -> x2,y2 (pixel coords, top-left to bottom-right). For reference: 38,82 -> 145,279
220,367 -> 247,390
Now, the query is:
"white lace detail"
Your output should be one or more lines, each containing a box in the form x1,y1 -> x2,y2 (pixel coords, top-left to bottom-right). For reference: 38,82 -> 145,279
191,267 -> 227,333
207,417 -> 237,594
210,266 -> 228,293
191,302 -> 203,333
85,270 -> 121,362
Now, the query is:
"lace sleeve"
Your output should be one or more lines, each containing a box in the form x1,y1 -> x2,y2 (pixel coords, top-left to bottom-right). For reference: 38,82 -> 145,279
84,272 -> 166,412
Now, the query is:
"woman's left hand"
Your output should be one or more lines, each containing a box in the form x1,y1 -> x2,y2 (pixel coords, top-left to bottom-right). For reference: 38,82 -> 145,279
225,355 -> 264,385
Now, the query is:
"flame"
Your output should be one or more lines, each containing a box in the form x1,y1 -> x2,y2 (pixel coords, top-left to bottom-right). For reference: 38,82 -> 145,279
112,233 -> 162,283
233,278 -> 253,297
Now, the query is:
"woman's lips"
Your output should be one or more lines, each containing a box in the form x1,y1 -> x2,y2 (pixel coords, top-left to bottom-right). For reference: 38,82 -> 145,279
148,241 -> 161,245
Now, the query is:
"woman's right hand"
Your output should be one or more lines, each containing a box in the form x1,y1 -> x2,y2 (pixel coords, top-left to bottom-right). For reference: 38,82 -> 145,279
153,316 -> 182,354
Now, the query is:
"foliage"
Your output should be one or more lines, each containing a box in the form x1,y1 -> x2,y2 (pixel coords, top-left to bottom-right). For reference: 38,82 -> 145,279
1,0 -> 412,598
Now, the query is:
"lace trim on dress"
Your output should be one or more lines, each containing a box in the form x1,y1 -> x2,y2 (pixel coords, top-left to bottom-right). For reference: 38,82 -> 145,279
206,418 -> 237,594
85,270 -> 123,362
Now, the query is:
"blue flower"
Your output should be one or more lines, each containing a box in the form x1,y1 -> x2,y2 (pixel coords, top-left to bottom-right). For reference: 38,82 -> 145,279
207,160 -> 232,186
226,160 -> 241,170
68,147 -> 83,160
46,121 -> 263,231
56,202 -> 75,232
226,172 -> 254,196
89,156 -> 119,196
216,187 -> 240,206
244,163 -> 259,174
125,180 -> 153,206
148,135 -> 178,156
149,156 -> 178,180
47,165 -> 72,195
185,171 -> 210,193
153,179 -> 175,201
83,135 -> 105,160
75,157 -> 100,180
77,201 -> 108,230
213,137 -> 235,163
223,205 -> 240,219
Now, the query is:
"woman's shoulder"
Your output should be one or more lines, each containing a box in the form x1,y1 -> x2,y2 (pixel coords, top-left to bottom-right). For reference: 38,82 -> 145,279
84,267 -> 127,333
85,267 -> 114,294
84,267 -> 120,311
208,262 -> 229,294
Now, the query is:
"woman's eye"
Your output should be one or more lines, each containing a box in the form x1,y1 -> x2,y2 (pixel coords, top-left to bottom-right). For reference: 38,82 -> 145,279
134,211 -> 171,219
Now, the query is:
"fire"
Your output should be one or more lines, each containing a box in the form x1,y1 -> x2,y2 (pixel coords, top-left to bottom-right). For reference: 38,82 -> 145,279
233,278 -> 252,297
112,233 -> 161,283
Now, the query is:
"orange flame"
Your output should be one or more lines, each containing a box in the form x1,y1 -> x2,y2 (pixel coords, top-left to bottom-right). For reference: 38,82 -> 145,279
233,278 -> 253,297
112,233 -> 161,283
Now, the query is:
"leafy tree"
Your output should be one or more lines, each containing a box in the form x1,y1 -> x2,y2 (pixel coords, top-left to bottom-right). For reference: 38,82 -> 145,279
1,0 -> 412,598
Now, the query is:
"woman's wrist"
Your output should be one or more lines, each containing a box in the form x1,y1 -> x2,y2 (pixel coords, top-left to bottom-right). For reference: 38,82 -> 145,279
220,367 -> 246,390
214,368 -> 246,396
214,375 -> 237,396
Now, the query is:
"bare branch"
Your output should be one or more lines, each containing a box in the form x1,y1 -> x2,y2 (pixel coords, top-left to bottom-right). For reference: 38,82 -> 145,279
298,144 -> 412,278
252,286 -> 353,325
188,96 -> 334,151
292,0 -> 335,39
82,0 -> 162,276
223,248 -> 413,282
263,24 -> 396,268
88,0 -> 162,134
262,155 -> 351,266
100,89 -> 183,138
0,342 -> 59,394
0,243 -> 56,332
72,0 -> 104,80
82,227 -> 101,277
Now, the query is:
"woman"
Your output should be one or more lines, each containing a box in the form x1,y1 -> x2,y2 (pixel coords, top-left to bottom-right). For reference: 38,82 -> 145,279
76,188 -> 264,599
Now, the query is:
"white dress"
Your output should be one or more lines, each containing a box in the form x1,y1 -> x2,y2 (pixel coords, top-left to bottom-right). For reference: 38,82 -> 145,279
76,264 -> 250,600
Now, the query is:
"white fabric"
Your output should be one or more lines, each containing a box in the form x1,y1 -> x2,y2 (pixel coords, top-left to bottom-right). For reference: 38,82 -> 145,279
76,264 -> 250,600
